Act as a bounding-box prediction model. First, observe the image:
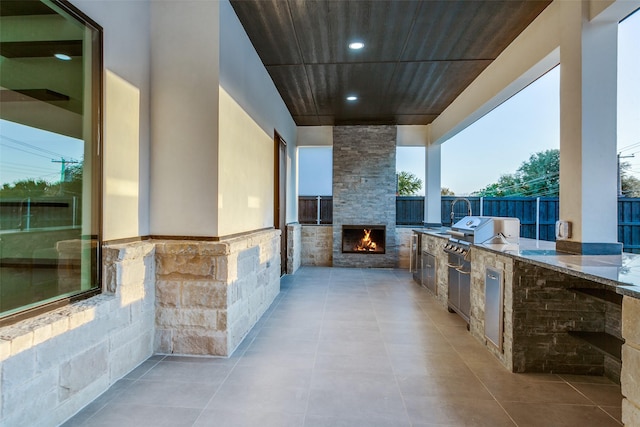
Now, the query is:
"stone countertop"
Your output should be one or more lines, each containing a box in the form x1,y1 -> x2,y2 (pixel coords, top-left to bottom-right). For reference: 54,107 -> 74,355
413,227 -> 640,299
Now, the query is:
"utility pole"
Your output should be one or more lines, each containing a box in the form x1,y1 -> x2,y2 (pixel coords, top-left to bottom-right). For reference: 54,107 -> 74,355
52,158 -> 79,194
618,153 -> 635,197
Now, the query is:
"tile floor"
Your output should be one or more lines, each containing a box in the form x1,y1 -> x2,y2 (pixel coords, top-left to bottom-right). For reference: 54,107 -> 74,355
63,267 -> 623,426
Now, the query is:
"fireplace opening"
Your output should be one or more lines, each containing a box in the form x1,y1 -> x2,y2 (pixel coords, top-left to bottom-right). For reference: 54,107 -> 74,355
342,225 -> 385,254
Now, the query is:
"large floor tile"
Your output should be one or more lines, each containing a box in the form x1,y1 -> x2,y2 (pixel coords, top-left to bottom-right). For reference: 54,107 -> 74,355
501,402 -> 623,426
304,414 -> 411,427
570,382 -> 624,406
139,361 -> 231,385
81,403 -> 201,427
110,380 -> 219,409
64,267 -> 624,427
206,382 -> 310,415
193,409 -> 304,427
403,395 -> 516,426
306,388 -> 407,420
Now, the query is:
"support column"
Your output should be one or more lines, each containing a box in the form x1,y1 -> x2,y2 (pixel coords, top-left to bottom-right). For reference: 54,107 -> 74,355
424,142 -> 442,227
150,1 -> 220,237
557,0 -> 621,254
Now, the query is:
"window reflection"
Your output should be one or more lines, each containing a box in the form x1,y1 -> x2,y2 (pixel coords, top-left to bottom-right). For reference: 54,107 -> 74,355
0,0 -> 101,320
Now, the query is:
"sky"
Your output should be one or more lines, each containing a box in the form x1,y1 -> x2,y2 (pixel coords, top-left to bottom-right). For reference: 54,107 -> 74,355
299,9 -> 640,197
0,120 -> 84,186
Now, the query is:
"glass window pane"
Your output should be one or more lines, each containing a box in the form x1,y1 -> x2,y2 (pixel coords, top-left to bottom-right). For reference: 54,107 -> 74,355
298,147 -> 332,196
0,0 -> 101,319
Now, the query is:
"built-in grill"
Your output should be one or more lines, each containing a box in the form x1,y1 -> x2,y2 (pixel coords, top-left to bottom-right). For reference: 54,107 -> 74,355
444,216 -> 520,325
447,216 -> 520,246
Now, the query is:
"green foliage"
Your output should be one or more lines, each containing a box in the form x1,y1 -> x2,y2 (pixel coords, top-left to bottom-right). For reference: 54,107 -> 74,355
473,149 -> 640,198
0,163 -> 83,198
621,162 -> 640,197
474,149 -> 559,197
441,187 -> 455,196
397,171 -> 423,196
0,179 -> 51,198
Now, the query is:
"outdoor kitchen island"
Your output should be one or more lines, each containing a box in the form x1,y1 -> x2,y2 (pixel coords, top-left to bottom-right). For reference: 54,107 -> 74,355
413,227 -> 640,423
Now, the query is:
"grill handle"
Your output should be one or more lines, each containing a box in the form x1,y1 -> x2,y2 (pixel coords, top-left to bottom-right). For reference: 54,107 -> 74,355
447,230 -> 467,239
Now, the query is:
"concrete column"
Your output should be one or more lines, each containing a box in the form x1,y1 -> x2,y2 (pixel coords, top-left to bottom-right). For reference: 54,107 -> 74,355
424,142 -> 442,227
557,0 -> 621,254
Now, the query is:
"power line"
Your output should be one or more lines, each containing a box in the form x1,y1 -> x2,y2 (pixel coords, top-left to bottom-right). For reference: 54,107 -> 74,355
619,141 -> 640,153
0,135 -> 70,159
0,143 -> 54,160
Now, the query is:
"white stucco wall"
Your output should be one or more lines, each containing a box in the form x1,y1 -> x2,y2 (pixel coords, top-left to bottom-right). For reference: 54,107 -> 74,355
70,0 -> 151,241
297,125 -> 430,148
219,0 -> 298,226
149,1 -> 220,237
218,88 -> 274,235
297,126 -> 334,146
397,125 -> 429,147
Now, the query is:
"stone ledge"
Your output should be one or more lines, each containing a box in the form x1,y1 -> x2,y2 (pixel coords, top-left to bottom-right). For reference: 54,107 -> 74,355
623,344 -> 640,405
623,398 -> 640,427
623,297 -> 640,345
0,294 -> 117,362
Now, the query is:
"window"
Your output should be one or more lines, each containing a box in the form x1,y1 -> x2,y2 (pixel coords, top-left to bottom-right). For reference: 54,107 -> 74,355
298,146 -> 332,224
396,146 -> 425,196
0,0 -> 102,323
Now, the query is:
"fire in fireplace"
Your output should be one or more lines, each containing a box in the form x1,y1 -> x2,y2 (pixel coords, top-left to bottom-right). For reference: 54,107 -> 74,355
342,225 -> 385,254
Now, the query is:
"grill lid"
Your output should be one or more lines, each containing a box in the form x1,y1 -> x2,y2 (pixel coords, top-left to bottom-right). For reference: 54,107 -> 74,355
451,216 -> 492,233
449,216 -> 521,244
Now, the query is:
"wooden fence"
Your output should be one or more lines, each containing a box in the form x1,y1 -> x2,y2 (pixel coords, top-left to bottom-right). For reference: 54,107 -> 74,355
299,196 -> 640,253
0,197 -> 79,231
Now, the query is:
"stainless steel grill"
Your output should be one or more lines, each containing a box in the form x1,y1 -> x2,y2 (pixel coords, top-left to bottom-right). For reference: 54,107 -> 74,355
443,216 -> 520,325
447,216 -> 520,245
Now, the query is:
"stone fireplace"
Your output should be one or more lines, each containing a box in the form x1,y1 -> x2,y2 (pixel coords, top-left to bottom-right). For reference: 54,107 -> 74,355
342,225 -> 386,254
332,125 -> 397,268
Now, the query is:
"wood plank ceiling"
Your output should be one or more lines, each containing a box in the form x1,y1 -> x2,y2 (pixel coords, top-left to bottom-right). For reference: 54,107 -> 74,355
230,0 -> 552,126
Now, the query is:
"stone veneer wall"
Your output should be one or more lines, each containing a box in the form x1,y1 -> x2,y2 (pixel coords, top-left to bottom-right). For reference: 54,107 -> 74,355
418,233 -> 449,305
332,126 -> 397,268
286,223 -> 302,274
510,260 -> 620,377
470,249 -> 623,381
154,229 -> 281,356
622,296 -> 640,425
0,241 -> 156,427
470,248 -> 516,370
301,225 -> 333,266
396,228 -> 413,269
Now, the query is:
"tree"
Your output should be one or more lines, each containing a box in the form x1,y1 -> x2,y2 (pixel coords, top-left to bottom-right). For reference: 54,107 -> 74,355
474,149 -> 560,197
441,187 -> 455,196
0,163 -> 84,198
621,162 -> 640,197
397,171 -> 423,196
0,179 -> 50,198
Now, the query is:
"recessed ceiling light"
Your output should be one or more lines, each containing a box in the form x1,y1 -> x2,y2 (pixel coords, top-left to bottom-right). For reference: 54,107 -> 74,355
346,95 -> 358,101
348,42 -> 364,50
54,53 -> 72,61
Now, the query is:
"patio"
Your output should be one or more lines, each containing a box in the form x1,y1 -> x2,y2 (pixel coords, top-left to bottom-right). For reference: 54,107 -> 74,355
64,267 -> 622,426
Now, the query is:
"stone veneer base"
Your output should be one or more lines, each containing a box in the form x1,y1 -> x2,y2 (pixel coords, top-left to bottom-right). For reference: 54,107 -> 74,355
622,296 -> 640,425
154,229 -> 281,357
0,229 -> 281,426
0,241 -> 156,427
287,223 -> 302,274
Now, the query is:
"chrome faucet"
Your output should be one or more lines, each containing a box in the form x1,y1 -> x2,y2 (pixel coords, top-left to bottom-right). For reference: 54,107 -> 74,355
450,197 -> 472,224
